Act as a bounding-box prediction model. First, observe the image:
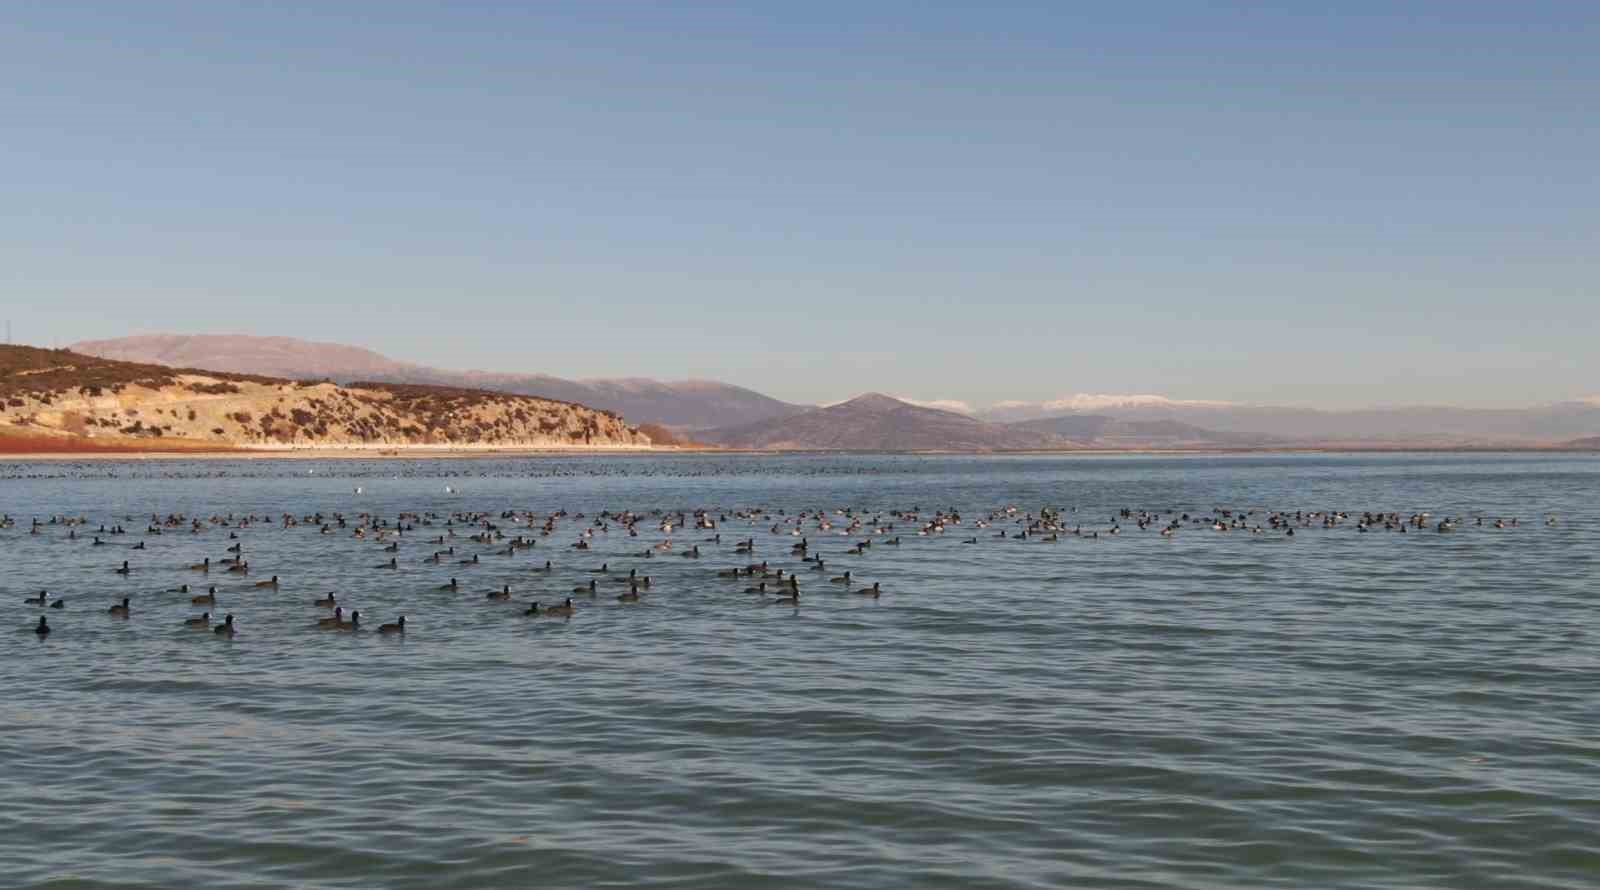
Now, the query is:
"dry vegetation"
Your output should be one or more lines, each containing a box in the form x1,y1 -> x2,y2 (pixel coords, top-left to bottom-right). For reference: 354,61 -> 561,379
0,345 -> 652,451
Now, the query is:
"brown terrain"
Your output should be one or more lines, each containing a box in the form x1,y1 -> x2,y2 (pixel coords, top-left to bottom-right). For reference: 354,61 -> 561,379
0,345 -> 651,454
72,334 -> 804,431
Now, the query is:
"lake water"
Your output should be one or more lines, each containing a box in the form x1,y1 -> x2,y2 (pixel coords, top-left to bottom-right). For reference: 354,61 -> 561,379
1,453 -> 1597,889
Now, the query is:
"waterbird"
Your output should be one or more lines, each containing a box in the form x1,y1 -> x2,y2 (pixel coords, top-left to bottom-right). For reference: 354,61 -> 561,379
108,597 -> 131,616
185,612 -> 210,628
379,616 -> 406,635
213,614 -> 236,636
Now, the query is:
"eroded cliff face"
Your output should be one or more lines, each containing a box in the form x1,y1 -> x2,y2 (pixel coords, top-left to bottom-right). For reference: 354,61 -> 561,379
0,346 -> 651,449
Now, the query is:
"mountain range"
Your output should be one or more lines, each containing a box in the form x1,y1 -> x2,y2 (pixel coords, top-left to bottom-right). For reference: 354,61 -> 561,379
696,394 -> 1063,451
972,395 -> 1600,444
71,335 -> 801,431
68,334 -> 1600,449
1,344 -> 647,453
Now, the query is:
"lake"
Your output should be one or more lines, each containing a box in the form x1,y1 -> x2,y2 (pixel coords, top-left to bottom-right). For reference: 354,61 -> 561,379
1,453 -> 1597,889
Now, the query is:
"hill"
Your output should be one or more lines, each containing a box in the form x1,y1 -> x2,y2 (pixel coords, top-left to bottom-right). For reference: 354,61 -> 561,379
0,345 -> 649,452
1008,415 -> 1284,448
697,393 -> 1066,451
71,334 -> 804,430
979,395 -> 1600,445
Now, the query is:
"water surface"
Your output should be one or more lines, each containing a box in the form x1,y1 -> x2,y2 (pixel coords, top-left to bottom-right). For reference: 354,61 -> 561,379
2,453 -> 1597,888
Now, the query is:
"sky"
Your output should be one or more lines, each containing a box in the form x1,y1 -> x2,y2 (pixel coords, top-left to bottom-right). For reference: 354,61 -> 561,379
3,2 -> 1597,409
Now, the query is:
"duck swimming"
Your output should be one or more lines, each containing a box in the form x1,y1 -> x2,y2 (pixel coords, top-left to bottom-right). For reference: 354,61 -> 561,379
185,612 -> 211,628
378,616 -> 406,635
317,607 -> 345,628
192,587 -> 218,605
544,598 -> 576,617
314,593 -> 336,608
25,590 -> 47,606
213,614 -> 236,636
35,616 -> 50,636
254,575 -> 280,589
108,597 -> 131,617
574,579 -> 597,595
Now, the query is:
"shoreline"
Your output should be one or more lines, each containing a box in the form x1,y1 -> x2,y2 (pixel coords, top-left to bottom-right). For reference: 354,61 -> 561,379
0,444 -> 674,460
0,444 -> 1593,461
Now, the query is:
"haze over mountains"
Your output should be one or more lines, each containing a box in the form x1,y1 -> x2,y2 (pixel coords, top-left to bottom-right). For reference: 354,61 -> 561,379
71,335 -> 1600,449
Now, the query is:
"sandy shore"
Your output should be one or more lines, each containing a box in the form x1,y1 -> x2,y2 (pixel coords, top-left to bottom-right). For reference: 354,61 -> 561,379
0,445 -> 676,460
0,430 -> 685,459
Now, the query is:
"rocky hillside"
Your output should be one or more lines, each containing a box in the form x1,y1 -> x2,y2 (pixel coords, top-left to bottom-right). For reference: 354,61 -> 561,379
698,393 -> 1065,451
0,345 -> 650,450
72,334 -> 805,430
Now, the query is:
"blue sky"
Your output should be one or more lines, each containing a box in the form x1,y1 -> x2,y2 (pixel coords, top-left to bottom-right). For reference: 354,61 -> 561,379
3,2 -> 1596,408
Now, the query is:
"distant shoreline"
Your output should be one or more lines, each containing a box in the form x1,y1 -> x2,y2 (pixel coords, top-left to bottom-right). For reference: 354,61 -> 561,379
0,443 -> 1593,460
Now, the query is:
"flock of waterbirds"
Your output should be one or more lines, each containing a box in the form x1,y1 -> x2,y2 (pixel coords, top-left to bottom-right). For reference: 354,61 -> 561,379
6,502 -> 1555,638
